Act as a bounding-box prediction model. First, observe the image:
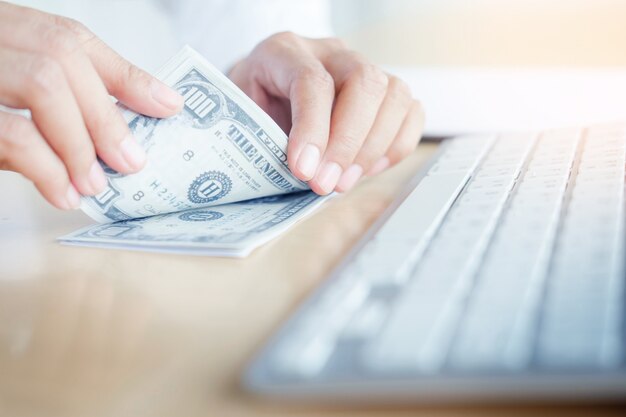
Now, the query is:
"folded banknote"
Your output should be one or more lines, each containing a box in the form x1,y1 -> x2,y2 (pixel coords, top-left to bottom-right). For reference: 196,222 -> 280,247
59,46 -> 327,257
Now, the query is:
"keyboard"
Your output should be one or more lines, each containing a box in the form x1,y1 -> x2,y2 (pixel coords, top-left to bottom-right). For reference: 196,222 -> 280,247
245,125 -> 626,402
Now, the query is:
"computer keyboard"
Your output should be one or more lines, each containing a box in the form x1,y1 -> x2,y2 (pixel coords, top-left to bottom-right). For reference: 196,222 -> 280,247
246,125 -> 626,402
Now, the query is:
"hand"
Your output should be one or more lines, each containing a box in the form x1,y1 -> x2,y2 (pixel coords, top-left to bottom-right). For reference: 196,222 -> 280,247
229,32 -> 424,195
0,2 -> 183,209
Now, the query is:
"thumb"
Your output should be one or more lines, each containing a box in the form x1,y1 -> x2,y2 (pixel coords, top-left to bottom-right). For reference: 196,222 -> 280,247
84,38 -> 183,117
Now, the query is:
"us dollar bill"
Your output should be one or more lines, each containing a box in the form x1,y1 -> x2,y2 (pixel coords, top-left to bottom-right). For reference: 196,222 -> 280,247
61,191 -> 325,257
81,46 -> 309,223
61,47 -> 327,257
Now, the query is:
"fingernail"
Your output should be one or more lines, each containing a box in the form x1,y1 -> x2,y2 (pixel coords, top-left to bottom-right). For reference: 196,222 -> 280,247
296,144 -> 320,180
151,79 -> 184,110
336,164 -> 363,192
315,161 -> 342,194
120,134 -> 147,171
89,161 -> 108,194
65,184 -> 81,209
367,156 -> 390,176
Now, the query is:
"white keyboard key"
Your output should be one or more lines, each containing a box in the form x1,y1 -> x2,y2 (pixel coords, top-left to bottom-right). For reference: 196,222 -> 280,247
374,172 -> 473,242
357,165 -> 480,285
290,335 -> 335,376
427,136 -> 494,174
363,286 -> 459,372
342,301 -> 387,339
352,241 -> 420,285
274,279 -> 370,376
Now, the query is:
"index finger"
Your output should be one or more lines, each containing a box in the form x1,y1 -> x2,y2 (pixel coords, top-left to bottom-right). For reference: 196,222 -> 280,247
286,64 -> 336,181
248,34 -> 336,181
75,23 -> 183,118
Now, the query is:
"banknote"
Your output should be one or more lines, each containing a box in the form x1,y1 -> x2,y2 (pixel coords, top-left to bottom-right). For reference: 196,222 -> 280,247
81,45 -> 309,223
59,46 -> 328,257
60,191 -> 325,257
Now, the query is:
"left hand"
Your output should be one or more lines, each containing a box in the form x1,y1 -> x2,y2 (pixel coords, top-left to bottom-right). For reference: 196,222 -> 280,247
229,32 -> 424,195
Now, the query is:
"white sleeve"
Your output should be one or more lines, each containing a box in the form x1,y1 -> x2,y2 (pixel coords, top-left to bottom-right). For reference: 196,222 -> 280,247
161,0 -> 334,71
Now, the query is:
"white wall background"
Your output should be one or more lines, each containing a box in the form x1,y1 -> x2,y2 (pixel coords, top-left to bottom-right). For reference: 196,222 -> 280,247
8,0 -> 626,69
332,0 -> 626,67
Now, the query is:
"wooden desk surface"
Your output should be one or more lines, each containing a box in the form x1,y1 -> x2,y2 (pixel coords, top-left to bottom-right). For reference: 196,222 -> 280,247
0,143 -> 623,417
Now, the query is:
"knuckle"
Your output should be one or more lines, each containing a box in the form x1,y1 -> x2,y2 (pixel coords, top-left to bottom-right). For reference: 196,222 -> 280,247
269,31 -> 300,45
355,147 -> 382,168
30,165 -> 70,198
54,16 -> 88,38
58,16 -> 97,47
123,63 -> 148,85
323,37 -> 347,50
350,63 -> 388,96
85,102 -> 123,144
67,143 -> 96,172
387,76 -> 413,106
390,141 -> 417,163
40,24 -> 80,56
293,66 -> 334,91
255,31 -> 302,57
35,176 -> 66,197
253,37 -> 274,56
329,133 -> 361,164
24,56 -> 65,96
110,61 -> 148,92
58,140 -> 96,172
0,115 -> 35,155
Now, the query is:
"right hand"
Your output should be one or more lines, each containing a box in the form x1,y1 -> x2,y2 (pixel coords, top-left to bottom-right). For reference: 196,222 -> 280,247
0,2 -> 184,209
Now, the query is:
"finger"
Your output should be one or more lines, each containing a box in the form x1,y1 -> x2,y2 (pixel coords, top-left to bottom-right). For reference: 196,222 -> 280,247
384,100 -> 425,166
45,33 -> 148,174
286,65 -> 336,181
310,54 -> 389,194
0,48 -> 106,196
0,8 -> 183,118
81,32 -> 184,117
342,76 -> 412,189
0,112 -> 80,210
245,33 -> 336,181
0,14 -> 172,173
0,16 -> 147,176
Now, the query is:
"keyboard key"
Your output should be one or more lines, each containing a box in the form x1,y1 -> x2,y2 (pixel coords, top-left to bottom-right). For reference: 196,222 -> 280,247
374,172 -> 474,243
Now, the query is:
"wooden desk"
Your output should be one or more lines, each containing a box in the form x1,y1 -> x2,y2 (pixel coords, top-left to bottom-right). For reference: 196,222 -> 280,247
0,143 -> 623,417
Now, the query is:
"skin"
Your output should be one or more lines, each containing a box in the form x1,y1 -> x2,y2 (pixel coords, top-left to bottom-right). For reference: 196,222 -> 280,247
0,1 -> 184,210
229,33 -> 425,195
0,2 -> 425,211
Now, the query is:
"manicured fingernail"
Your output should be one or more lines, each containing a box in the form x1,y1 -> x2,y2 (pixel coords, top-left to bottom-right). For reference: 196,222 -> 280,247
337,164 -> 363,192
120,134 -> 147,171
151,79 -> 184,110
89,161 -> 107,194
296,144 -> 320,180
65,184 -> 81,209
367,156 -> 390,176
315,161 -> 342,194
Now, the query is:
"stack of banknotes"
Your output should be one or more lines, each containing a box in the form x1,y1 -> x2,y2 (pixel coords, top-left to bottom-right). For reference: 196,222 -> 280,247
59,46 -> 327,257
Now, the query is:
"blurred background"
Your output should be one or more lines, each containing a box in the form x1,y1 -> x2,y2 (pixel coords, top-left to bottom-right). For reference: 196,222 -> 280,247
333,0 -> 626,67
14,0 -> 626,69
9,0 -> 626,134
